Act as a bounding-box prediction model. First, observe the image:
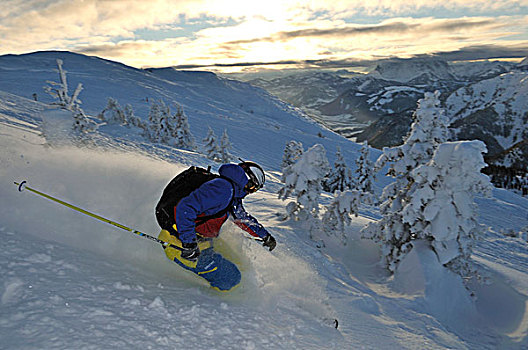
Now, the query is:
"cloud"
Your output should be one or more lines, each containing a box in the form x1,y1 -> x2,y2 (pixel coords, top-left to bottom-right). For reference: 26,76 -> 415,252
430,44 -> 528,61
1,1 -> 527,71
174,59 -> 302,69
171,43 -> 528,71
225,17 -> 502,45
78,41 -> 161,57
0,0 -> 200,53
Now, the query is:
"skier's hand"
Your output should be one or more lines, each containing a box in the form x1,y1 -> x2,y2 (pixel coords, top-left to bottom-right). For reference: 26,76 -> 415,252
181,242 -> 200,261
262,234 -> 276,251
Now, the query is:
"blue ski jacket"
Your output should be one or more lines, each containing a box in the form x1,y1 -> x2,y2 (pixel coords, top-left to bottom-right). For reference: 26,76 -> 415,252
174,163 -> 270,244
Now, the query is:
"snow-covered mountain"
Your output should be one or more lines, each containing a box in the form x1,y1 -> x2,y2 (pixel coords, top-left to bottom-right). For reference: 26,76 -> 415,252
370,58 -> 457,83
0,51 -> 364,168
447,71 -> 528,169
248,57 -> 470,141
450,60 -> 516,81
249,57 -> 528,173
1,51 -> 528,349
247,72 -> 377,138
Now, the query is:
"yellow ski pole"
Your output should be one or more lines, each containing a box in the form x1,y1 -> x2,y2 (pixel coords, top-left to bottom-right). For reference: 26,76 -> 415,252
13,180 -> 180,250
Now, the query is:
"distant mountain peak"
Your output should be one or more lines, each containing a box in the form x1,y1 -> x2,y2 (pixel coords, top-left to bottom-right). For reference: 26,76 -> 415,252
370,57 -> 454,83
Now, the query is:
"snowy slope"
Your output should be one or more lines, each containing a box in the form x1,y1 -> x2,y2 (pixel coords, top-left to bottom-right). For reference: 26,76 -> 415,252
450,60 -> 515,81
446,72 -> 528,167
1,52 -> 528,349
446,72 -> 528,148
370,58 -> 456,83
0,51 -> 362,169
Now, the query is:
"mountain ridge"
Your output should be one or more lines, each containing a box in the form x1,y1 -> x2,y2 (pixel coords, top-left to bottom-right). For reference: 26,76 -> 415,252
248,56 -> 528,173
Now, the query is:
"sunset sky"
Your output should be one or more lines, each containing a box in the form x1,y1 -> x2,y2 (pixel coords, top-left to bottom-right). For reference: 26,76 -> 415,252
1,0 -> 527,72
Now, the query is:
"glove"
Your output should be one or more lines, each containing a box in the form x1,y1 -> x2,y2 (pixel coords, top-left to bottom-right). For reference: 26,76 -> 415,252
262,234 -> 277,252
181,242 -> 200,261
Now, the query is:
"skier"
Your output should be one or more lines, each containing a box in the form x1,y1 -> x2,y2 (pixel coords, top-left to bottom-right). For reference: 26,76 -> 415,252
156,161 -> 276,291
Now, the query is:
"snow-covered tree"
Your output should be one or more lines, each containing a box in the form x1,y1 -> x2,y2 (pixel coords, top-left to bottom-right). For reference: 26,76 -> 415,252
146,99 -> 173,144
355,141 -> 375,195
281,140 -> 303,170
375,90 -> 449,175
322,190 -> 364,243
145,100 -> 196,149
403,141 -> 492,278
362,91 -> 450,272
324,147 -> 354,193
124,104 -> 145,129
278,144 -> 330,237
219,129 -> 233,163
100,97 -> 127,125
43,59 -> 96,142
71,109 -> 96,137
44,59 -> 83,111
203,127 -> 221,161
145,100 -> 164,142
170,105 -> 196,150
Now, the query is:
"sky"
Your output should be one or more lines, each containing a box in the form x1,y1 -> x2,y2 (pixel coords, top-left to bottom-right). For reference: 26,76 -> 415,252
1,0 -> 528,73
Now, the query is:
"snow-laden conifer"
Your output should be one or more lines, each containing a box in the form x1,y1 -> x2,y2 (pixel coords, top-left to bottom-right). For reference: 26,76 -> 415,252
100,97 -> 127,125
171,104 -> 196,150
146,101 -> 195,149
362,91 -> 449,272
145,100 -> 164,142
124,104 -> 145,129
279,144 -> 330,237
375,90 -> 449,174
404,141 -> 492,278
322,190 -> 364,243
321,144 -> 376,241
158,101 -> 173,144
219,129 -> 233,162
324,147 -> 354,193
281,140 -> 303,170
203,127 -> 221,161
355,141 -> 375,195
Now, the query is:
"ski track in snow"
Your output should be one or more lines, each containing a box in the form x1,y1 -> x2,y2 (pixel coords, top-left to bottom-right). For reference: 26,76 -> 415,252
0,227 -> 343,350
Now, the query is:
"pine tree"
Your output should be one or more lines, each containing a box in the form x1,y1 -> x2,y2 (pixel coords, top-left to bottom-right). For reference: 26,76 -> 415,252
355,141 -> 375,195
146,100 -> 163,142
375,90 -> 449,175
281,140 -> 304,170
203,127 -> 221,161
124,104 -> 144,129
158,101 -> 173,144
362,91 -> 450,272
322,190 -> 363,244
403,141 -> 492,279
278,144 -> 330,237
171,105 -> 196,150
324,147 -> 354,193
145,100 -> 196,149
100,97 -> 127,125
219,129 -> 233,162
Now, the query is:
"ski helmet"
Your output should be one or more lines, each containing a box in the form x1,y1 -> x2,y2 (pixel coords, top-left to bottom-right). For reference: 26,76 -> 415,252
239,161 -> 265,193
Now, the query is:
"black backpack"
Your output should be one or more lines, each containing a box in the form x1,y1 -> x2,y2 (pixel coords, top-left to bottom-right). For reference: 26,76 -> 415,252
155,166 -> 234,233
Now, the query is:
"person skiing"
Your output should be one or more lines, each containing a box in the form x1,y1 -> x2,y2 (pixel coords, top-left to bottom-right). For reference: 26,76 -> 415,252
156,161 -> 276,291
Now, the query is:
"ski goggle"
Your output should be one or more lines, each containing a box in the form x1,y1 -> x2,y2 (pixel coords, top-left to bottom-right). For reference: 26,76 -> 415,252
239,162 -> 265,193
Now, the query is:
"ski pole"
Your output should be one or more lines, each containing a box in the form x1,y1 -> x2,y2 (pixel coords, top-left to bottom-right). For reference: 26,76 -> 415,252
13,180 -> 182,251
